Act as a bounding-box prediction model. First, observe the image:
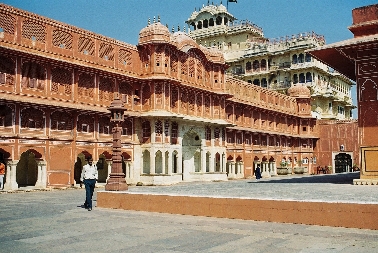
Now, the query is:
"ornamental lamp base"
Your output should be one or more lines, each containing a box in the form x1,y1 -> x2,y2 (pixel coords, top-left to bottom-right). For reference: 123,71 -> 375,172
105,176 -> 128,191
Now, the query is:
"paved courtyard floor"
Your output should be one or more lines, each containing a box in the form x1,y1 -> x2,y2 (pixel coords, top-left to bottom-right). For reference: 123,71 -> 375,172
1,172 -> 378,252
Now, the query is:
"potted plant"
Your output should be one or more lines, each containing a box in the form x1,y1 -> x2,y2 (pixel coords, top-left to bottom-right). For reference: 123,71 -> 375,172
277,161 -> 291,175
294,160 -> 305,174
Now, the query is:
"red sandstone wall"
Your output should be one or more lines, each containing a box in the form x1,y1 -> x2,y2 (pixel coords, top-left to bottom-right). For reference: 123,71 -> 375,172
98,192 -> 378,230
314,120 -> 359,169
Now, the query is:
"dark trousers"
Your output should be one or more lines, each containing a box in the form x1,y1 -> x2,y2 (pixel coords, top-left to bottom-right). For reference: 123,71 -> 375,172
84,179 -> 96,209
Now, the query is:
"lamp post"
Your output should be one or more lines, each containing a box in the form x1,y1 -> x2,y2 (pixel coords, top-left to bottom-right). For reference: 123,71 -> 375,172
105,95 -> 128,191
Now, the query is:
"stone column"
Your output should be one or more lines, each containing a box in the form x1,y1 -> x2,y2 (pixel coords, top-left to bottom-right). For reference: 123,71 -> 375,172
167,152 -> 172,175
230,161 -> 235,177
222,153 -> 226,173
162,149 -> 166,174
4,160 -> 18,190
261,162 -> 271,178
106,160 -> 112,181
150,148 -> 156,174
35,160 -> 47,188
239,161 -> 244,177
209,152 -> 214,173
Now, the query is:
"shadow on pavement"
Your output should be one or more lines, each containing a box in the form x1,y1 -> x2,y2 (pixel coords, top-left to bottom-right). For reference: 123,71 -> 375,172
248,172 -> 359,184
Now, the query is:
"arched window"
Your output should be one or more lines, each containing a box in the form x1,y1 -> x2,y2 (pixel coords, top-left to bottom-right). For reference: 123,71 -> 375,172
197,21 -> 202,29
209,18 -> 214,26
171,122 -> 178,144
203,19 -> 208,28
299,73 -> 305,83
142,121 -> 151,140
293,74 -> 298,84
155,120 -> 162,136
246,61 -> 252,71
292,54 -> 297,64
252,60 -> 259,71
305,53 -> 312,62
224,17 -> 228,25
216,16 -> 222,25
261,78 -> 267,88
253,79 -> 260,86
298,53 -> 304,63
306,72 -> 312,82
205,126 -> 211,140
261,59 -> 267,71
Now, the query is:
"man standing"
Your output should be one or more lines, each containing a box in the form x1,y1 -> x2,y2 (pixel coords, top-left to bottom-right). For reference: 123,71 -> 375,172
80,157 -> 98,211
0,161 -> 5,190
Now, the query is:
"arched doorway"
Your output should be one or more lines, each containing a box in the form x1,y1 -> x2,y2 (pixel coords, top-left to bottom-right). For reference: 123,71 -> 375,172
16,150 -> 40,187
97,153 -> 110,183
182,130 -> 201,178
335,153 -> 352,173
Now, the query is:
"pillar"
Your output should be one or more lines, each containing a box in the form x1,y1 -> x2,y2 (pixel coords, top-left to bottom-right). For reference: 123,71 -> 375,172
4,160 -> 18,190
35,160 -> 47,188
150,148 -> 156,174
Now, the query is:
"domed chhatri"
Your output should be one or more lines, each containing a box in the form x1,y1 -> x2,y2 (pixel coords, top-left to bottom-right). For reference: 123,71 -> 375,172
287,85 -> 311,97
139,21 -> 171,45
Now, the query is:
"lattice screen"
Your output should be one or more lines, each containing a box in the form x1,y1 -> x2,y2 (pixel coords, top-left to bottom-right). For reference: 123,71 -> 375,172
52,30 -> 73,49
22,20 -> 46,42
99,42 -> 114,60
119,49 -> 132,66
0,13 -> 15,34
78,37 -> 95,56
51,67 -> 72,95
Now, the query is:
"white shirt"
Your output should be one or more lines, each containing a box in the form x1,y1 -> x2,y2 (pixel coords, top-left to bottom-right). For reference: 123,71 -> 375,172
80,163 -> 98,181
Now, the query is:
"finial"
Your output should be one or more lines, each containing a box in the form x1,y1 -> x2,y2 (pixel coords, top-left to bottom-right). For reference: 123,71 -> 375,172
183,26 -> 186,32
195,7 -> 196,11
158,15 -> 160,23
172,26 -> 175,33
178,25 -> 180,31
207,0 -> 210,5
148,17 -> 150,25
153,16 -> 156,23
166,24 -> 169,28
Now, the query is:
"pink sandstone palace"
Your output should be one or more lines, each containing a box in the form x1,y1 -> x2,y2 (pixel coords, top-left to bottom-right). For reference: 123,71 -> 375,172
0,3 -> 368,189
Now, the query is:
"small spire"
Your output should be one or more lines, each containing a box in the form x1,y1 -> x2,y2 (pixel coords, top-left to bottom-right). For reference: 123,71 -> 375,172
166,24 -> 169,28
183,26 -> 186,32
148,17 -> 150,25
172,26 -> 175,33
178,25 -> 180,31
207,0 -> 210,5
153,16 -> 156,23
194,7 -> 196,11
158,15 -> 160,23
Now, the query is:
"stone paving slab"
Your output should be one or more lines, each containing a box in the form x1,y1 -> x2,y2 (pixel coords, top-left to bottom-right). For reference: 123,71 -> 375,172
1,188 -> 378,252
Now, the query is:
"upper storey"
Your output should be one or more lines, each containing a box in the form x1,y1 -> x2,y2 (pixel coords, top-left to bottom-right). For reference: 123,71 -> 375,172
0,4 -> 227,94
186,3 -> 264,42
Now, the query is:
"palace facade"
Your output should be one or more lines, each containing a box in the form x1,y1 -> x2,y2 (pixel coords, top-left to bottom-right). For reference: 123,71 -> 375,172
0,3 -> 357,189
186,3 -> 355,120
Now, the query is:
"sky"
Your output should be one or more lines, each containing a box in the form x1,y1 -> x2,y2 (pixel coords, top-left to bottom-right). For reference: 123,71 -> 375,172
3,0 -> 377,115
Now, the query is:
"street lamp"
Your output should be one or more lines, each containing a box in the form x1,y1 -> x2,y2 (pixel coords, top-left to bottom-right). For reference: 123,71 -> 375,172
105,94 -> 128,191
